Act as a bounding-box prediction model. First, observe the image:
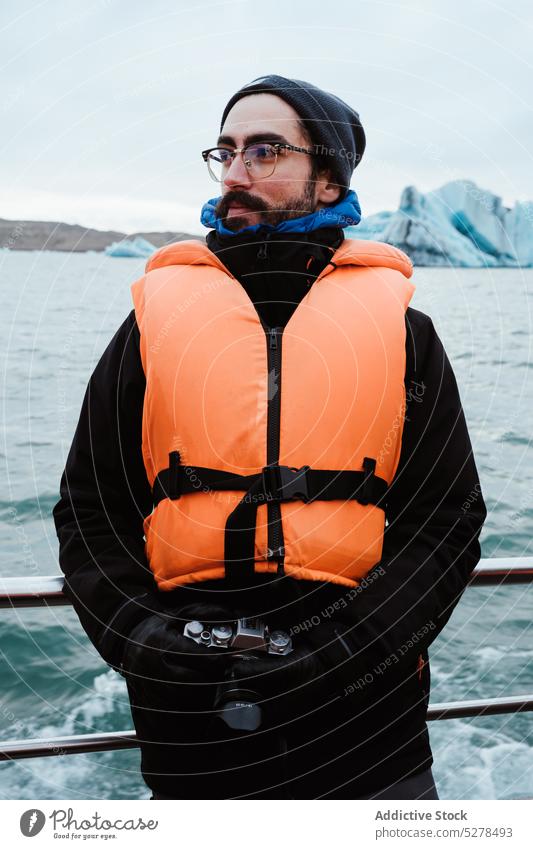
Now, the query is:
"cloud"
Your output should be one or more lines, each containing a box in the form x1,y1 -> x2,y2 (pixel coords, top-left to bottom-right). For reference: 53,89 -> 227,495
0,0 -> 531,229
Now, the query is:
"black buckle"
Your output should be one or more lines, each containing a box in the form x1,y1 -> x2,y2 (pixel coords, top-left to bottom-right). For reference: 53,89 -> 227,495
262,464 -> 311,503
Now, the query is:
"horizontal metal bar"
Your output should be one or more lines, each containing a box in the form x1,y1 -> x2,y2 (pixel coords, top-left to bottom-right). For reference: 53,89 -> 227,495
468,557 -> 533,586
427,693 -> 533,720
1,695 -> 532,761
0,575 -> 68,608
1,558 -> 532,609
0,730 -> 138,761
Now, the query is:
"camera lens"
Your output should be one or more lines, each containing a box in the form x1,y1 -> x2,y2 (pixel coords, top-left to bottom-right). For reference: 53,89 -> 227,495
214,683 -> 263,731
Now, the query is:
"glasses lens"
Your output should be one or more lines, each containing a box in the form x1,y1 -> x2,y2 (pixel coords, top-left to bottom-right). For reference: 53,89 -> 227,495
206,149 -> 233,182
245,144 -> 277,178
204,144 -> 278,182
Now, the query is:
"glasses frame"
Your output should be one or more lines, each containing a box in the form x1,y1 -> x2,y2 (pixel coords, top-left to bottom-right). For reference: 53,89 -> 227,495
201,141 -> 316,182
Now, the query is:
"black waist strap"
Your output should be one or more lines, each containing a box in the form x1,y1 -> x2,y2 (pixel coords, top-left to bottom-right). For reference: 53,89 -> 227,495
152,452 -> 388,587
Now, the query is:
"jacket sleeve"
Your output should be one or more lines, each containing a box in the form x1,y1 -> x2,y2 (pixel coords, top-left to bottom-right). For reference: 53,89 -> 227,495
318,307 -> 488,678
52,310 -> 165,672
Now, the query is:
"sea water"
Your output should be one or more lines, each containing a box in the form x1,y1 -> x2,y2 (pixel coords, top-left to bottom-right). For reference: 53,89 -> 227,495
0,250 -> 531,800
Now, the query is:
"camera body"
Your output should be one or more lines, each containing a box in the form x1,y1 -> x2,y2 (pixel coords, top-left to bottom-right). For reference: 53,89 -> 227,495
182,615 -> 294,732
183,615 -> 293,656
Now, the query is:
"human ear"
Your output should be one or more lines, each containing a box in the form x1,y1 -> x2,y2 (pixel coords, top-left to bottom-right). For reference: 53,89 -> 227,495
315,172 -> 342,205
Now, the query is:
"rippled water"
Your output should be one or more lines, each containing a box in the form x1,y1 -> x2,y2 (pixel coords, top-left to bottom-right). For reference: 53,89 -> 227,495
0,251 -> 532,800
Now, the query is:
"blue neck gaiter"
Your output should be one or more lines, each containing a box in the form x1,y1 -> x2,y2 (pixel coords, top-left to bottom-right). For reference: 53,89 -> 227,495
200,189 -> 362,237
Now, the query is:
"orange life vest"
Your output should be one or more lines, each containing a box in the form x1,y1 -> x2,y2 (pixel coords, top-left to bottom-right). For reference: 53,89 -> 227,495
131,238 -> 414,591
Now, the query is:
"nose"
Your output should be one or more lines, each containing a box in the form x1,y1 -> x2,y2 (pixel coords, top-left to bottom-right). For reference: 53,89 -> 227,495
223,151 -> 253,190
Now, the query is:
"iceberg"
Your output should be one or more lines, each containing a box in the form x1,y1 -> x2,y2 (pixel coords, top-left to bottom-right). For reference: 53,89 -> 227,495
104,236 -> 157,258
346,180 -> 533,267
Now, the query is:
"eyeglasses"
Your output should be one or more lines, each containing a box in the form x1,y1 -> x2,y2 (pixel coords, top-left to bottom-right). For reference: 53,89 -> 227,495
201,142 -> 316,182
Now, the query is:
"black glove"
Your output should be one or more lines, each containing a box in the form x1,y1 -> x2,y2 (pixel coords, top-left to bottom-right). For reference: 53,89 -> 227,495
226,640 -> 328,709
301,619 -> 360,691
119,603 -> 241,700
224,620 -> 360,712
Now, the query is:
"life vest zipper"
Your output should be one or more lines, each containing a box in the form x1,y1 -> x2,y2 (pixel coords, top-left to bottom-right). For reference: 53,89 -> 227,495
265,325 -> 285,575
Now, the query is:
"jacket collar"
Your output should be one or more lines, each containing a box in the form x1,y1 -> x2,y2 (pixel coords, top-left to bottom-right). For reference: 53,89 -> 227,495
200,189 -> 362,236
205,226 -> 343,286
145,236 -> 414,280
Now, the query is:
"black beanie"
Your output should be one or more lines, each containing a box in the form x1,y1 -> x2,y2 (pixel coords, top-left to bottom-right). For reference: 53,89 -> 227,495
219,74 -> 366,197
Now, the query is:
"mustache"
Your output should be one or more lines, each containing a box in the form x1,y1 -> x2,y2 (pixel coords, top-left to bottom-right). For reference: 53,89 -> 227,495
215,190 -> 268,219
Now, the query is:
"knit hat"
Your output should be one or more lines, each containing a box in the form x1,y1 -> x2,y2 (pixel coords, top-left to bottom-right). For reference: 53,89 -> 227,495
219,75 -> 366,197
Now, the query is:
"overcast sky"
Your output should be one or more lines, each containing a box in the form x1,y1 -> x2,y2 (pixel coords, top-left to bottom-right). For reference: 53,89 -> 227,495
1,0 -> 532,234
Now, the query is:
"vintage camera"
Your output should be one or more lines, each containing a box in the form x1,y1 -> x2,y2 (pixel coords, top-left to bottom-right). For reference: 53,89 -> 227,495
183,615 -> 293,656
183,616 -> 293,732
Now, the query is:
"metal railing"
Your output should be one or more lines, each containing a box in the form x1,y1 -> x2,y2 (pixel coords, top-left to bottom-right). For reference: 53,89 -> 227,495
1,694 -> 532,762
1,558 -> 532,611
0,557 -> 532,761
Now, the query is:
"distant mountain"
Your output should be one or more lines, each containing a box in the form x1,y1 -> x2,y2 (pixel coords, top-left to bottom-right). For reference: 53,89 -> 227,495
346,179 -> 533,267
4,180 -> 532,266
0,218 -> 198,253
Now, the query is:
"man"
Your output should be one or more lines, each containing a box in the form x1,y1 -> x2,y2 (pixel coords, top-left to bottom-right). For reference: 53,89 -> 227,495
53,75 -> 487,800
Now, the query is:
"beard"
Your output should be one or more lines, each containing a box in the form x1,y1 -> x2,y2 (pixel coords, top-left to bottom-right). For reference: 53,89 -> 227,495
214,179 -> 317,232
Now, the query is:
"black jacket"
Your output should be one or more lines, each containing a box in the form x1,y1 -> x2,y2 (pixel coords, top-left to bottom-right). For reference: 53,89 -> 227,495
53,228 -> 487,795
